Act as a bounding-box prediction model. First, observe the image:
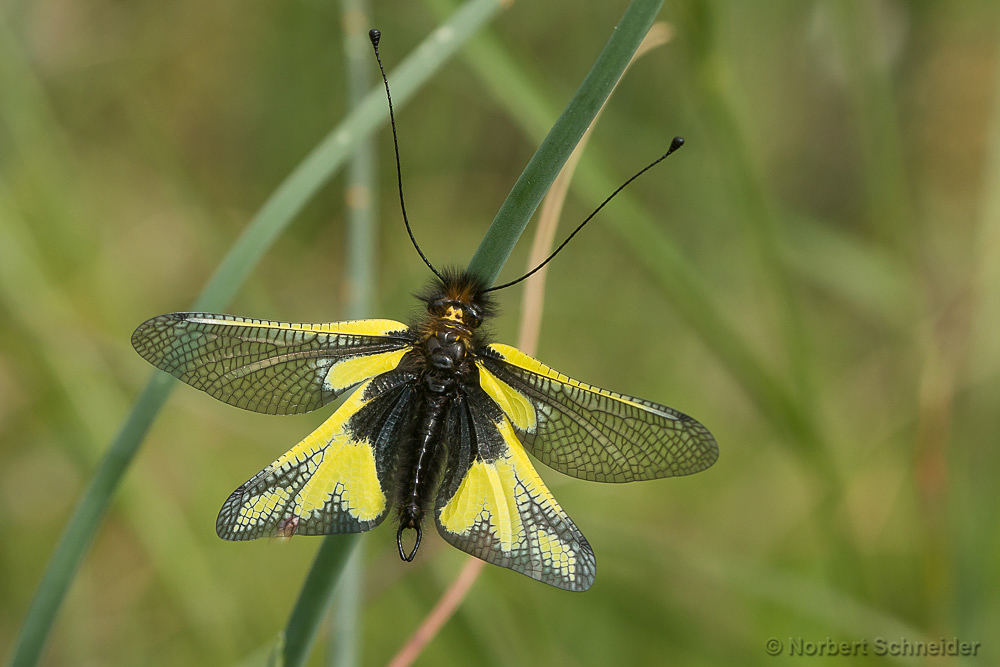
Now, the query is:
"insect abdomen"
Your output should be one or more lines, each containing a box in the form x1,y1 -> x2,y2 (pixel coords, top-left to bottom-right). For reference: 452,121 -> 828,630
395,382 -> 450,560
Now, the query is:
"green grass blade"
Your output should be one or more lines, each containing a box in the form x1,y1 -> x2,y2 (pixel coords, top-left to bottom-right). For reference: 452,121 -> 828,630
282,539 -> 359,667
342,0 -> 379,323
9,2 -> 503,665
280,2 -> 375,666
466,0 -> 665,283
8,373 -> 172,667
328,545 -> 364,667
279,2 -> 668,662
276,2 -> 509,666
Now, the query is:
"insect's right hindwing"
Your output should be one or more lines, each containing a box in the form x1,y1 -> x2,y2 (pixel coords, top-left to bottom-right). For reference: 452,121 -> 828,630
217,368 -> 419,540
132,312 -> 424,540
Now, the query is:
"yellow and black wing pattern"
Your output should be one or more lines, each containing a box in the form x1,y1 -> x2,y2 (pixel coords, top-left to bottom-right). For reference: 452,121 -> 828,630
435,387 -> 596,591
217,370 -> 418,539
131,313 -> 414,414
431,343 -> 717,591
132,297 -> 716,590
475,344 -> 718,483
132,312 -> 419,539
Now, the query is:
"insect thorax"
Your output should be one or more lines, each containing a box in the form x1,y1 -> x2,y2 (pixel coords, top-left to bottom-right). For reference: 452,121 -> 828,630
414,270 -> 494,391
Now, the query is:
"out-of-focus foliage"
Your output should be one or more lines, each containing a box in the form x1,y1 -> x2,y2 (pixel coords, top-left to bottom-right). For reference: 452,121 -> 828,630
2,1 -> 999,665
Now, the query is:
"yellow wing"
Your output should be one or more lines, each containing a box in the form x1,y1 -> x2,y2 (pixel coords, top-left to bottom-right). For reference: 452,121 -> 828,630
435,389 -> 596,591
476,343 -> 718,482
132,312 -> 413,414
217,370 -> 418,540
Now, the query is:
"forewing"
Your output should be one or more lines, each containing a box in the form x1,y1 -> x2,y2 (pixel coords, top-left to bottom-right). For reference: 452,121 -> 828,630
435,389 -> 596,591
476,344 -> 718,483
132,312 -> 413,414
216,369 -> 417,540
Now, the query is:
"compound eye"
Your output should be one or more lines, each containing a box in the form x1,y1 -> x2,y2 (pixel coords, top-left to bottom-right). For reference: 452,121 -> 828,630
465,305 -> 483,329
429,298 -> 449,315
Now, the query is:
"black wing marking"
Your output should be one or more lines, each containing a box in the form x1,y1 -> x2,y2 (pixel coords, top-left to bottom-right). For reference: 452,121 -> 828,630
216,369 -> 418,540
434,386 -> 597,591
132,312 -> 414,414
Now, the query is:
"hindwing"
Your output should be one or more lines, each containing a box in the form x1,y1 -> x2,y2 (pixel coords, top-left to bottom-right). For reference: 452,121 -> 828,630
216,369 -> 417,540
132,313 -> 414,414
434,387 -> 596,591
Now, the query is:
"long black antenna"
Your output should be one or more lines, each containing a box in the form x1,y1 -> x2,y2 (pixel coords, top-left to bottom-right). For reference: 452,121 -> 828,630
369,29 -> 443,281
485,136 -> 686,293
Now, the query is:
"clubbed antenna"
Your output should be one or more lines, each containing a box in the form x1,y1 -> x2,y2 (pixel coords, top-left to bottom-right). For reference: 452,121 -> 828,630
486,136 -> 686,292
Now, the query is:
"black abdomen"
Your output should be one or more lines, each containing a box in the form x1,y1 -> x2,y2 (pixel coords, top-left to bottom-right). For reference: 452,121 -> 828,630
394,364 -> 455,560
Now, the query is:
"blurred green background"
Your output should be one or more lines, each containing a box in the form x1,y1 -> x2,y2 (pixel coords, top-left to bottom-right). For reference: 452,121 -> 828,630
3,0 -> 1000,665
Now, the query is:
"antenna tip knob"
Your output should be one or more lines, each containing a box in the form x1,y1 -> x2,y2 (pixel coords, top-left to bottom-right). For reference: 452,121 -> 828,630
369,29 -> 381,46
669,136 -> 685,152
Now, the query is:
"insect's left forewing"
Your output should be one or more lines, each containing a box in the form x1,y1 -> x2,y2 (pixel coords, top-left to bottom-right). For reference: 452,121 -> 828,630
217,369 -> 417,540
477,344 -> 718,483
434,391 -> 596,591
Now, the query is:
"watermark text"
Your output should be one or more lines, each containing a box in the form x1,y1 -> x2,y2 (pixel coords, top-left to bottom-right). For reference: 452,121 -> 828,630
764,636 -> 981,658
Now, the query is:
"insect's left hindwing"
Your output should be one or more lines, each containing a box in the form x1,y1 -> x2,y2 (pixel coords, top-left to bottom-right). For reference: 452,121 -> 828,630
428,338 -> 719,590
434,385 -> 596,591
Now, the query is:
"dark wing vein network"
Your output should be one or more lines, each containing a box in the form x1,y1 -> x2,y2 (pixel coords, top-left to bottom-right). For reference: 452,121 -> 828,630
132,313 -> 413,414
479,345 -> 718,483
216,370 -> 418,540
433,388 -> 597,591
